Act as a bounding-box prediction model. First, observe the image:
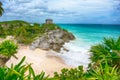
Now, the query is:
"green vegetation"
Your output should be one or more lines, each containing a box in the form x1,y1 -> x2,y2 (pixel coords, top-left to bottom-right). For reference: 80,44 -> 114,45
53,66 -> 87,80
0,21 -> 66,45
90,37 -> 120,69
0,20 -> 30,38
0,20 -> 66,45
40,23 -> 61,33
0,20 -> 30,25
88,62 -> 119,80
53,61 -> 120,80
0,57 -> 48,80
14,24 -> 41,45
0,40 -> 18,57
0,1 -> 4,16
88,37 -> 120,80
0,40 -> 18,66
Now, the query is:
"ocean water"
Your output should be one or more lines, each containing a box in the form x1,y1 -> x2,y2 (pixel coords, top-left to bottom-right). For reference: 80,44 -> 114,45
57,24 -> 120,68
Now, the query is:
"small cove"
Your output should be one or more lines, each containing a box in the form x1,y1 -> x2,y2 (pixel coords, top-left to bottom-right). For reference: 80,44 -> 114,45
57,24 -> 120,68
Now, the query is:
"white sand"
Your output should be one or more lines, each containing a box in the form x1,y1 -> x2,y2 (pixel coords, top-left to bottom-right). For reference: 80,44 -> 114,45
6,46 -> 73,77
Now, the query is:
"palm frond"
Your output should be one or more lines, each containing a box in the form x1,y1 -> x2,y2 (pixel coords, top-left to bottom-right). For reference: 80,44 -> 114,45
90,37 -> 120,69
0,1 -> 4,16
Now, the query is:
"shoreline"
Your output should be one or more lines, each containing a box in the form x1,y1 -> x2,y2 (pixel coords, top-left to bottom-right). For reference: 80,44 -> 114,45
6,45 -> 74,77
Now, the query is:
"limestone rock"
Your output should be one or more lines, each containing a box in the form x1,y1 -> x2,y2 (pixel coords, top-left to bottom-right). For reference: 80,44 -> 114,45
30,27 -> 75,52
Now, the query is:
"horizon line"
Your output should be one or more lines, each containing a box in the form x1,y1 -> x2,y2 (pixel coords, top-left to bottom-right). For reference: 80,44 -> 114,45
0,20 -> 120,25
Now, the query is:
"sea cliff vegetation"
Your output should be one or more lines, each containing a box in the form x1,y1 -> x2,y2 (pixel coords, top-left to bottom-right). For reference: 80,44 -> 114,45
0,20 -> 72,45
0,20 -> 39,44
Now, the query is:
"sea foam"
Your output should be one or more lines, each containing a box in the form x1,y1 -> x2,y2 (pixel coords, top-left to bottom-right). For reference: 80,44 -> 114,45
58,40 -> 91,68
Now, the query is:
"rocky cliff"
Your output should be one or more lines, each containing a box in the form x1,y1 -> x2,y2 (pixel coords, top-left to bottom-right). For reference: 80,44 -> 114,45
30,24 -> 75,52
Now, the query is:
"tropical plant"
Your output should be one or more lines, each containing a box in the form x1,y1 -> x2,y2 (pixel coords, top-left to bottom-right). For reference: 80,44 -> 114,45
0,59 -> 119,80
90,37 -> 120,68
53,66 -> 87,80
15,25 -> 41,45
0,1 -> 4,16
88,61 -> 120,80
0,56 -> 48,80
0,40 -> 18,57
0,26 -> 6,37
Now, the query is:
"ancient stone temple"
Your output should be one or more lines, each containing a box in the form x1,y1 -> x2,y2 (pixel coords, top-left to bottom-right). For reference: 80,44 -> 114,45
45,19 -> 53,24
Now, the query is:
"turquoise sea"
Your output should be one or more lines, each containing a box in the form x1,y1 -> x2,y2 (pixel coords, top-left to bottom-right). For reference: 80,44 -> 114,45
57,24 -> 120,68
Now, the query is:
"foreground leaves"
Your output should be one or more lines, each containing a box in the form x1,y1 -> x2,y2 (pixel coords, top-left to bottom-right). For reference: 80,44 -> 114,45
88,62 -> 120,80
0,56 -> 48,80
53,66 -> 86,80
90,37 -> 120,68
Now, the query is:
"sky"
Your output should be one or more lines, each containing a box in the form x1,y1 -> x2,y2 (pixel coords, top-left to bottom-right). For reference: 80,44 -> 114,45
0,0 -> 120,24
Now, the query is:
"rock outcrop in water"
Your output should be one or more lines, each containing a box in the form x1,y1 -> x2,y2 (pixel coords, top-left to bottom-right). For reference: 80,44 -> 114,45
30,24 -> 75,52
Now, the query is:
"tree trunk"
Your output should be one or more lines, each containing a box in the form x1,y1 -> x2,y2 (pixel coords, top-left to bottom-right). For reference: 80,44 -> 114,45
0,55 -> 10,67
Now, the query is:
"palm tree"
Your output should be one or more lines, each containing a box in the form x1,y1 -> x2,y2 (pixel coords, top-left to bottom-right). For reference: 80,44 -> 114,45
0,40 -> 18,66
90,37 -> 120,68
0,1 -> 4,16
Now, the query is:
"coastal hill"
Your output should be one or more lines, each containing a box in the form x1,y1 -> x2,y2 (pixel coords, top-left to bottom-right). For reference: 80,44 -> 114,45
0,20 -> 75,52
0,20 -> 30,28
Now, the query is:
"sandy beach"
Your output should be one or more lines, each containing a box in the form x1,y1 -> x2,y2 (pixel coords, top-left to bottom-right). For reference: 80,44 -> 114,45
6,46 -> 73,77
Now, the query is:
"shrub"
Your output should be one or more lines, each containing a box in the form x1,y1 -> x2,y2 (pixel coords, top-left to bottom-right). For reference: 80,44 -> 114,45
53,66 -> 87,80
88,61 -> 120,80
33,23 -> 40,27
90,37 -> 120,68
89,37 -> 120,80
40,23 -> 63,33
0,20 -> 68,45
0,40 -> 18,57
14,25 -> 41,45
0,26 -> 6,38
